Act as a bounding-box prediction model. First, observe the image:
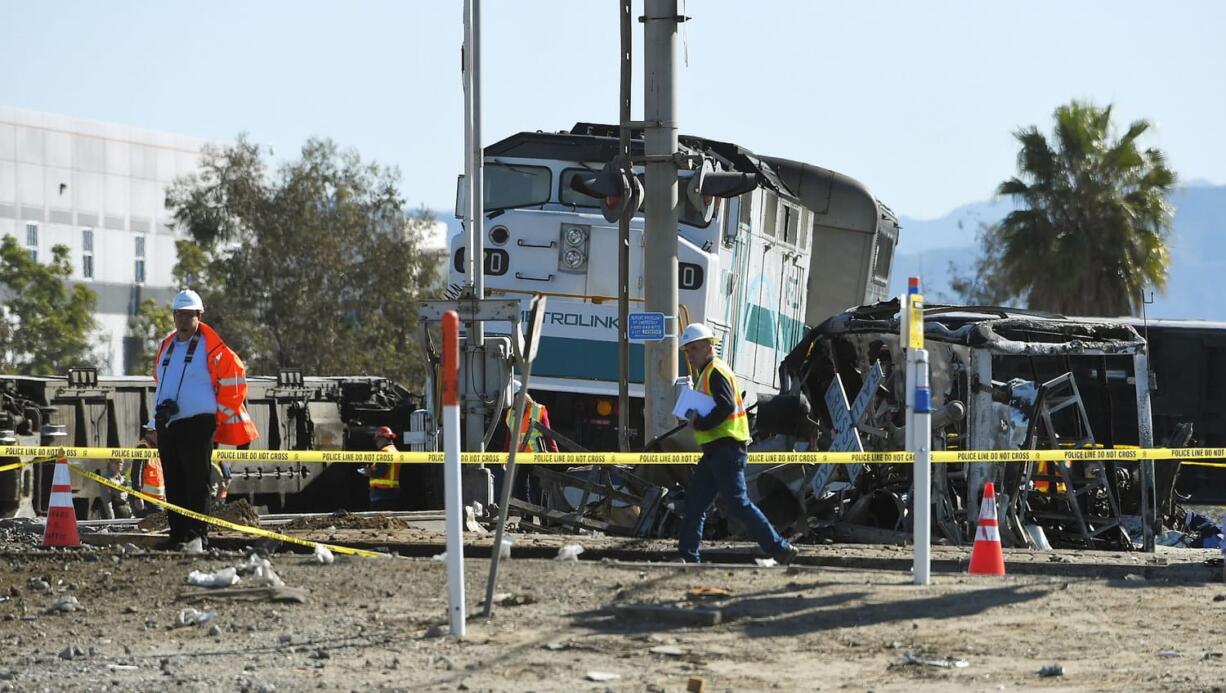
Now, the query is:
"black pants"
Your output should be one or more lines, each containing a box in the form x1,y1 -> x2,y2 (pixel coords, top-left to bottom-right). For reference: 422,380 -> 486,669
158,414 -> 216,543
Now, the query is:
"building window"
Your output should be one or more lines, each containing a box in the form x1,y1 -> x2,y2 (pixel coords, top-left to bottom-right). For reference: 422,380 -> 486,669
134,235 -> 145,284
82,229 -> 94,279
25,223 -> 38,261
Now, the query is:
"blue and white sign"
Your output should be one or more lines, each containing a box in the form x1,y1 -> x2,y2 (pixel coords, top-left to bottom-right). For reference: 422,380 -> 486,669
627,312 -> 668,341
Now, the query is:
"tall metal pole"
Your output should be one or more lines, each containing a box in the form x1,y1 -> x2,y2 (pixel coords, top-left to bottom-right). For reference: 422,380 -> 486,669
617,0 -> 632,452
462,0 -> 486,453
642,0 -> 680,442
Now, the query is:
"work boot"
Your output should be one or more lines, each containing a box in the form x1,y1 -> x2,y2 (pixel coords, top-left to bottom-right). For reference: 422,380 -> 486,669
772,545 -> 800,566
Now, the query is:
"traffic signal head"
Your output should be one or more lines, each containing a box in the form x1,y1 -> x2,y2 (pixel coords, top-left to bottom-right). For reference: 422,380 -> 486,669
569,155 -> 643,223
684,158 -> 758,224
685,159 -> 716,224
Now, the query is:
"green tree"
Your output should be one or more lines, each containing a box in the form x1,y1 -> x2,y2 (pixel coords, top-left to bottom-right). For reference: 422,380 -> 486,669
165,136 -> 440,387
0,237 -> 98,374
125,240 -> 210,374
954,101 -> 1176,315
126,298 -> 174,375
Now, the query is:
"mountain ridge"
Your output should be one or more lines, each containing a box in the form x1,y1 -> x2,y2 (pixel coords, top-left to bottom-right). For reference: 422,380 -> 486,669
890,184 -> 1226,319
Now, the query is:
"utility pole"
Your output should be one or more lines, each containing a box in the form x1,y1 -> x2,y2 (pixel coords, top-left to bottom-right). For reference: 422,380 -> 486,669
462,0 -> 486,453
617,0 -> 632,452
642,0 -> 680,442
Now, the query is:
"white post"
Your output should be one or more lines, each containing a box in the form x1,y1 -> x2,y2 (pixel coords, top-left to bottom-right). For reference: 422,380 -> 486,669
442,310 -> 466,636
911,348 -> 932,585
903,278 -> 932,585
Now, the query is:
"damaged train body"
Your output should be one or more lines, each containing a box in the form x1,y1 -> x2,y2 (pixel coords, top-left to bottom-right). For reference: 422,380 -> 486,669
747,300 -> 1174,550
0,371 -> 427,519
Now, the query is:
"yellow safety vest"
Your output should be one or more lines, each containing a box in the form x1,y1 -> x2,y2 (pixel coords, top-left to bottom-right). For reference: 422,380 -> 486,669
505,401 -> 547,452
369,444 -> 400,489
692,358 -> 751,446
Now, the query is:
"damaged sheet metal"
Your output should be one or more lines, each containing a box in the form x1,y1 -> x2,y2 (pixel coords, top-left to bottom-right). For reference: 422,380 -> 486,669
744,299 -> 1172,551
503,302 -> 1178,552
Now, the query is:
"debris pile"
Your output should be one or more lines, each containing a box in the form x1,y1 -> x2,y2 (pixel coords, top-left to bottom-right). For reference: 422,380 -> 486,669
515,301 -> 1196,553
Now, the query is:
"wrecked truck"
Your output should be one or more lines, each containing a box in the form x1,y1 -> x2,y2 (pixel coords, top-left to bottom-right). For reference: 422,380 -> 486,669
744,299 -> 1180,551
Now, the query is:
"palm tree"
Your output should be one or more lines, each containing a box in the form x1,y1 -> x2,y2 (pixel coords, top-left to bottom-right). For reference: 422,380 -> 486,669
976,101 -> 1176,316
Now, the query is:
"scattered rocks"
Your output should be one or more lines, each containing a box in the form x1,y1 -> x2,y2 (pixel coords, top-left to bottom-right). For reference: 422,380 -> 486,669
58,644 -> 86,660
1039,663 -> 1064,677
44,596 -> 81,614
27,578 -> 49,593
483,592 -> 537,607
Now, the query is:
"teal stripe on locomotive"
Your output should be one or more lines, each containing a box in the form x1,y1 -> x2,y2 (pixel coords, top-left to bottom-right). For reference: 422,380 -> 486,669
744,304 -> 807,350
529,309 -> 804,384
531,336 -> 647,383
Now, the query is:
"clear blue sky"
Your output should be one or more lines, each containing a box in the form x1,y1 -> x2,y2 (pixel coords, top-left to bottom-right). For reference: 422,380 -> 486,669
3,1 -> 1223,220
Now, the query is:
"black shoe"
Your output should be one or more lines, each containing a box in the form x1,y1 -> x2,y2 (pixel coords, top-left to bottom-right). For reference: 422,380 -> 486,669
772,545 -> 800,566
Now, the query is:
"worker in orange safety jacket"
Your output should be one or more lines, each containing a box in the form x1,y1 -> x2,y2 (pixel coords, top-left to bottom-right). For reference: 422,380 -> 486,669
127,419 -> 166,517
151,289 -> 258,550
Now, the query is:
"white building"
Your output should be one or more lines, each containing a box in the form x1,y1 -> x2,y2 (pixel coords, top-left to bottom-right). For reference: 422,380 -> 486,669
0,107 -> 209,374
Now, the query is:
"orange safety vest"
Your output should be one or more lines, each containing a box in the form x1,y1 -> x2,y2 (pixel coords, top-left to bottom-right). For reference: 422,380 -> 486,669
139,458 -> 166,500
369,443 -> 400,489
505,401 -> 549,452
153,322 -> 259,446
1033,460 -> 1069,494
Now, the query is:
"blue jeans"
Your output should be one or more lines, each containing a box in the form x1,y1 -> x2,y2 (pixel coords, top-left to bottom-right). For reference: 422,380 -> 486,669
369,488 -> 399,511
677,440 -> 791,562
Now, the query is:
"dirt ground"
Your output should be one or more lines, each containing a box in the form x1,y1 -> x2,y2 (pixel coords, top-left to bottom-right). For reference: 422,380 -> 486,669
2,522 -> 1226,693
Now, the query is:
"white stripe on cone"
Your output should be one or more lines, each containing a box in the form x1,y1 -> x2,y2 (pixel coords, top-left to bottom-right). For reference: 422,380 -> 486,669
49,491 -> 75,506
975,524 -> 1000,542
50,460 -> 71,487
979,495 -> 997,521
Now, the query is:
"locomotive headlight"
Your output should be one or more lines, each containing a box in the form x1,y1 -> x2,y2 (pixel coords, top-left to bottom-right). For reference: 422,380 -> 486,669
563,225 -> 587,247
562,247 -> 586,270
558,223 -> 590,272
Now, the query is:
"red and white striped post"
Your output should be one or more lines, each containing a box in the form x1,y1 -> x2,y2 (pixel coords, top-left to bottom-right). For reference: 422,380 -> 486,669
442,310 -> 466,636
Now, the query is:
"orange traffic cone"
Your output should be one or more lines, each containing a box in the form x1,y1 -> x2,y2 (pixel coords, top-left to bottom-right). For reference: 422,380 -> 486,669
42,456 -> 80,548
968,481 -> 1005,576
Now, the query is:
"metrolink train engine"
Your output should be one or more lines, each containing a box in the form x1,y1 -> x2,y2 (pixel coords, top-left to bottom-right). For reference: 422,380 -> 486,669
447,123 -> 900,451
0,370 -> 427,519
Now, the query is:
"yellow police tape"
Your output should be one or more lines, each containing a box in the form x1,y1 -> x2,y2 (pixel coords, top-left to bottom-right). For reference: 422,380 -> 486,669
69,463 -> 386,559
3,444 -> 1226,468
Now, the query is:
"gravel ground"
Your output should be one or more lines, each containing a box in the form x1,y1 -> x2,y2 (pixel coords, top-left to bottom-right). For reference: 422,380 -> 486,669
2,520 -> 1226,693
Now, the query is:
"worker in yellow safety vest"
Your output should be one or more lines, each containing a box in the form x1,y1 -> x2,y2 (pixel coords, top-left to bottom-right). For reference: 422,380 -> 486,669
674,323 -> 799,565
365,426 -> 400,511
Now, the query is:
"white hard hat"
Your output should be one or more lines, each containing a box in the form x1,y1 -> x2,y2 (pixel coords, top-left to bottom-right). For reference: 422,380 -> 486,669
680,323 -> 716,346
172,289 -> 204,312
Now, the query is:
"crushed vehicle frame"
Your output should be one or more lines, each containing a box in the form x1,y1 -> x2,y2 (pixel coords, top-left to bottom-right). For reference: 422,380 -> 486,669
747,299 -> 1167,552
